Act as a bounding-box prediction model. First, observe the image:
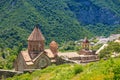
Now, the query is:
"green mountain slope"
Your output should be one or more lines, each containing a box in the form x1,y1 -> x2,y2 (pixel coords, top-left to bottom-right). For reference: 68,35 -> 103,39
0,0 -> 92,48
91,0 -> 120,16
0,0 -> 120,48
112,27 -> 120,34
65,0 -> 120,36
66,0 -> 120,25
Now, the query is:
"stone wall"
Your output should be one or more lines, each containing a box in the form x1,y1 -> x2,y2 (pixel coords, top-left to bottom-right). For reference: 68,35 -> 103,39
0,69 -> 22,79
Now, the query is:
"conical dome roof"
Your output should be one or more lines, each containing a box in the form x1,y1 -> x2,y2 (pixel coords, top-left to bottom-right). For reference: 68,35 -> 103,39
83,37 -> 89,43
28,26 -> 45,41
50,41 -> 58,48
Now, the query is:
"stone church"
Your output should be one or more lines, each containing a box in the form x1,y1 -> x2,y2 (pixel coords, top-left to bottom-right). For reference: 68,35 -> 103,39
14,25 -> 58,71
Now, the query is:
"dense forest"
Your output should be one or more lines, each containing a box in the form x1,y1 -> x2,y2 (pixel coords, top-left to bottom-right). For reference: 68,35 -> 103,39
0,0 -> 120,48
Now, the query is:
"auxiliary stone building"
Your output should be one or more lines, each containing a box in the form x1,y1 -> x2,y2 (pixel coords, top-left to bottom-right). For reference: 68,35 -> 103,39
78,37 -> 99,62
14,26 -> 58,71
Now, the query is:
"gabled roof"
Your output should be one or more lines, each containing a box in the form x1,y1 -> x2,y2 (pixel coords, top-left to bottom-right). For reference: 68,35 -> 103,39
21,51 -> 32,62
21,50 -> 34,65
45,49 -> 55,58
33,51 -> 50,62
21,50 -> 50,65
28,26 -> 45,41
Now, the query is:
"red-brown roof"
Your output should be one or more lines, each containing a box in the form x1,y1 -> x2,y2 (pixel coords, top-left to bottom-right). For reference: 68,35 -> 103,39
45,49 -> 55,58
21,51 -> 32,62
21,50 -> 34,65
83,37 -> 89,43
49,41 -> 58,49
28,26 -> 45,41
21,50 -> 52,65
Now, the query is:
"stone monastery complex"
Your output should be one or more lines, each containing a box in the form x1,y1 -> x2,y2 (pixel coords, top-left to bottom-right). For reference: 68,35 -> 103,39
14,25 -> 102,71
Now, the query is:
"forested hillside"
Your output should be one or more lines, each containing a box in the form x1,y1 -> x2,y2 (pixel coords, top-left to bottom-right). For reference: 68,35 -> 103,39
65,0 -> 120,36
0,0 -> 120,48
0,0 -> 92,48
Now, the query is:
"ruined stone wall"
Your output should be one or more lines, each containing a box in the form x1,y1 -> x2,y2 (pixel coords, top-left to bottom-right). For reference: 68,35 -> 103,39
0,70 -> 22,79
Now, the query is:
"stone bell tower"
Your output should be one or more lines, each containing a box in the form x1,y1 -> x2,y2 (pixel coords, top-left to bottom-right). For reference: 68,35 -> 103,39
27,25 -> 45,58
82,37 -> 89,50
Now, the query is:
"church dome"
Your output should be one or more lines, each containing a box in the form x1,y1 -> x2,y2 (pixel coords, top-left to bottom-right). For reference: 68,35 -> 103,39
50,41 -> 58,49
28,26 -> 45,41
83,37 -> 89,43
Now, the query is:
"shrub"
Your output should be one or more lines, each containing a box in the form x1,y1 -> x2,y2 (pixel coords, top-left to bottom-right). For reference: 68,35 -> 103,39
74,65 -> 83,74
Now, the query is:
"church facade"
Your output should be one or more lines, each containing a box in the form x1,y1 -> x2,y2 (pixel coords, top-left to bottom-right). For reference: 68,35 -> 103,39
14,26 -> 58,71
